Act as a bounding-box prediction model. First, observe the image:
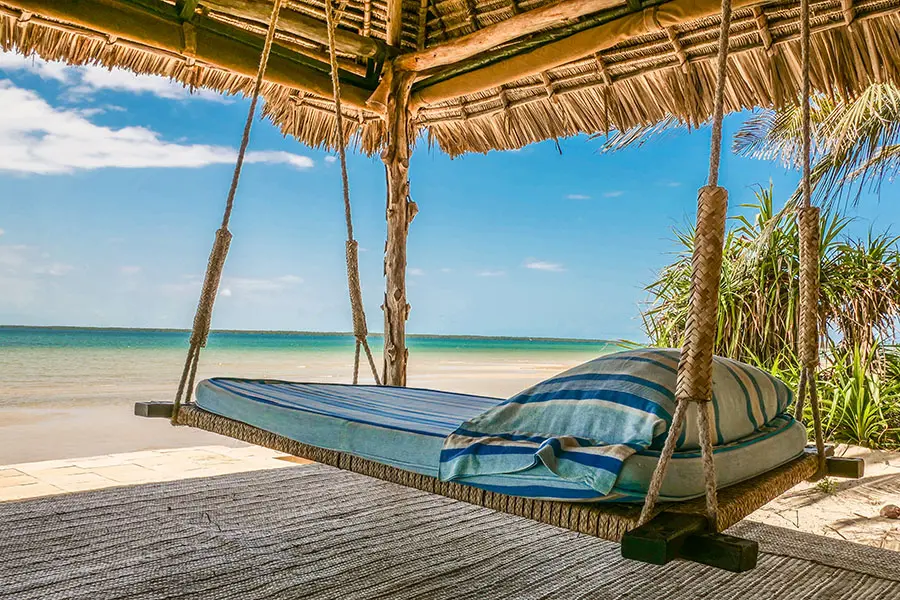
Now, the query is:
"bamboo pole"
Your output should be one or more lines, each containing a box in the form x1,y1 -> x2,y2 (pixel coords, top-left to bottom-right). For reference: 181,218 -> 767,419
395,0 -> 621,72
381,65 -> 416,387
4,0 -> 373,109
200,0 -> 387,60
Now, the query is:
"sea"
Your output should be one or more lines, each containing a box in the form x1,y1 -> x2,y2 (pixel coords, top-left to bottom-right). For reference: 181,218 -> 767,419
0,327 -> 622,407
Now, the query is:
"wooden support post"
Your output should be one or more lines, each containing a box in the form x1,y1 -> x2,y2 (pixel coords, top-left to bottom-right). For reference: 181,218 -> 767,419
381,66 -> 416,387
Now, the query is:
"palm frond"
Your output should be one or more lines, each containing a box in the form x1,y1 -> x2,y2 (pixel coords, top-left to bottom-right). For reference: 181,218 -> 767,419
593,116 -> 689,153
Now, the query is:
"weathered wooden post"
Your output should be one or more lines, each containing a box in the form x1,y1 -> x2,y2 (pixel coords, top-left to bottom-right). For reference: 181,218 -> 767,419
380,65 -> 417,387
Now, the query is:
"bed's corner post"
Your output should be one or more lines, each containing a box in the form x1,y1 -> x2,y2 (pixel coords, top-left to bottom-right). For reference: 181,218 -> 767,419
381,64 -> 416,387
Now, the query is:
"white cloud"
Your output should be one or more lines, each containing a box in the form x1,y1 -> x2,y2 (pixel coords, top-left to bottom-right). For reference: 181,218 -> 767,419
525,260 -> 566,272
163,274 -> 302,297
603,191 -> 624,198
34,263 -> 74,276
440,268 -> 453,273
478,270 -> 506,277
0,52 -> 225,102
662,181 -> 682,187
408,268 -> 425,276
0,228 -> 5,236
4,246 -> 75,277
0,53 -> 69,82
324,156 -> 338,164
0,82 -> 314,174
0,244 -> 29,269
74,66 -> 225,101
566,194 -> 590,200
120,266 -> 142,275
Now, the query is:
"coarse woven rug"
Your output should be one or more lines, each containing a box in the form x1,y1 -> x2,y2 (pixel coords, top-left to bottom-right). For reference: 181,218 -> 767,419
2,464 -> 900,600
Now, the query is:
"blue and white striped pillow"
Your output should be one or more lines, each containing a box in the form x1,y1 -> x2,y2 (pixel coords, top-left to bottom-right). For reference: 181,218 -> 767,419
439,348 -> 793,495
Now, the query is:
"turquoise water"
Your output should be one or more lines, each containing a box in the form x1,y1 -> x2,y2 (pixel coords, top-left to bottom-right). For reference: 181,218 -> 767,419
0,327 -> 617,354
0,327 -> 620,407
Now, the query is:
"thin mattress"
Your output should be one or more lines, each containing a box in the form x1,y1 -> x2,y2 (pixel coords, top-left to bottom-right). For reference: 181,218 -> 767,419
195,378 -> 807,502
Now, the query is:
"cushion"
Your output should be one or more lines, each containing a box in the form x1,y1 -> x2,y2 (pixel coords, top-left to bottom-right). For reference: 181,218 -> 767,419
439,348 -> 794,495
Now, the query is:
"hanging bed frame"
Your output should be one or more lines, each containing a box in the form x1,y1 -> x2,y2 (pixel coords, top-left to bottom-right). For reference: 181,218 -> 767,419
8,0 -> 889,575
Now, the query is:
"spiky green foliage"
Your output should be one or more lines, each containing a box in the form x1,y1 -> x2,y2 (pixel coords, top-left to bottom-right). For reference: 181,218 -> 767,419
644,185 -> 900,362
735,83 -> 900,204
644,187 -> 900,447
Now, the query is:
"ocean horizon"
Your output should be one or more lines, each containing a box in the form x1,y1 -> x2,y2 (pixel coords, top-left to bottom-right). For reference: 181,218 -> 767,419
0,326 -> 624,352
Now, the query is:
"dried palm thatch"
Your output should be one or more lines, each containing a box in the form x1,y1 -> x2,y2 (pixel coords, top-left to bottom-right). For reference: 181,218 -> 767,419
1,0 -> 899,156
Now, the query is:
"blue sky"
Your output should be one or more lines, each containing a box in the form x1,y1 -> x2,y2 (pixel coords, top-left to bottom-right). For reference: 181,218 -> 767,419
1,51 -> 898,341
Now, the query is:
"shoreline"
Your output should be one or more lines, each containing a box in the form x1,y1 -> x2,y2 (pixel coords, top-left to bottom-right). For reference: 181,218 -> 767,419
0,324 -> 627,345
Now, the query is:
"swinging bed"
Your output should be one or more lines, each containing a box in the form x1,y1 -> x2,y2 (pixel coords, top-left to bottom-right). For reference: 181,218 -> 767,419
6,0 -> 891,574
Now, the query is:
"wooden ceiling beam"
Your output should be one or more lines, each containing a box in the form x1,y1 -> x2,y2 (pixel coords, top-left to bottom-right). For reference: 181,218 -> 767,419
5,0 -> 373,109
386,0 -> 404,46
200,0 -> 388,59
175,0 -> 200,21
394,0 -> 621,72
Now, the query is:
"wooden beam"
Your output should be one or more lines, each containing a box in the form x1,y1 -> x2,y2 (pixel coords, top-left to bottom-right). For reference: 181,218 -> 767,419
386,0 -> 405,47
416,0 -> 429,50
752,6 -> 774,55
395,0 -> 621,72
6,0 -> 373,109
176,0 -> 199,21
621,512 -> 758,573
200,0 -> 387,59
381,65 -> 416,386
411,0 -> 757,107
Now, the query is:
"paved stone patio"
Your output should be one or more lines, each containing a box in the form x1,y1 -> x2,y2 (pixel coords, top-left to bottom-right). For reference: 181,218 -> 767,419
0,445 -> 307,502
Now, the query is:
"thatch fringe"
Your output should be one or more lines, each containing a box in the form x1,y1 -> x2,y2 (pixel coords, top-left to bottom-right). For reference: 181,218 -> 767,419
2,0 -> 900,156
421,0 -> 900,155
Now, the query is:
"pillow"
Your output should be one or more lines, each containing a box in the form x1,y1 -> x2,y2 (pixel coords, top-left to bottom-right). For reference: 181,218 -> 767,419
439,348 -> 793,495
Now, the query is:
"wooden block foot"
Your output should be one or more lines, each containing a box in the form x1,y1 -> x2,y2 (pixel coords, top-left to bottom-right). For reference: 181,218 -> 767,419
621,512 -> 758,572
826,456 -> 865,479
134,401 -> 174,419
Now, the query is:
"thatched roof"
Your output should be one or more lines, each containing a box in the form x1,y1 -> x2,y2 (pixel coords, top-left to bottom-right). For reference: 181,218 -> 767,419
2,0 -> 899,156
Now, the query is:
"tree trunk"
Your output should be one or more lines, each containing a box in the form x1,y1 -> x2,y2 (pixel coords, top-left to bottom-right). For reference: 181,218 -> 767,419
381,67 -> 416,387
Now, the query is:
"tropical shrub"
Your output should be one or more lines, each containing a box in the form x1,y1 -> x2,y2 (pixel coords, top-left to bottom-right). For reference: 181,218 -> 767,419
643,187 -> 900,447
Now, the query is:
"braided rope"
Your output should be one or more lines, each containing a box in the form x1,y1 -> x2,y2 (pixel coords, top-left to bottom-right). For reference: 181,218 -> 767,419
325,0 -> 381,385
172,0 -> 284,421
639,0 -> 733,527
707,0 -> 733,187
797,0 -> 827,475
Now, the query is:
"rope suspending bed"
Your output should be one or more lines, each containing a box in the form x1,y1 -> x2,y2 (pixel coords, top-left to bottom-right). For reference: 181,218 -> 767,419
119,0 -> 869,574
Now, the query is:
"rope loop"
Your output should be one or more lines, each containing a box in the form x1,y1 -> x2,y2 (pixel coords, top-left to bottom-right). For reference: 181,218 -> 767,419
172,0 -> 284,421
325,0 -> 381,385
796,0 -> 827,475
638,0 -> 733,528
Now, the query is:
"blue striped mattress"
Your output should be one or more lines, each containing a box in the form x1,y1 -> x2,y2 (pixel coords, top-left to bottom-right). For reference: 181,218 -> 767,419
195,378 -> 807,502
